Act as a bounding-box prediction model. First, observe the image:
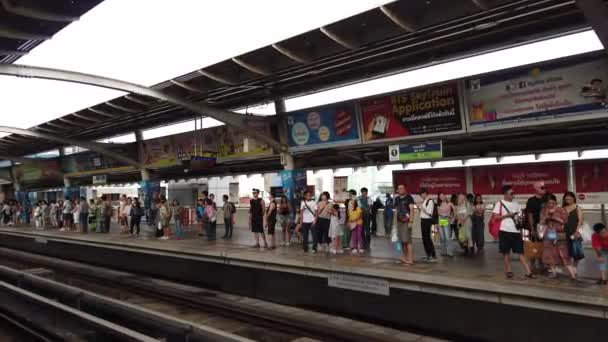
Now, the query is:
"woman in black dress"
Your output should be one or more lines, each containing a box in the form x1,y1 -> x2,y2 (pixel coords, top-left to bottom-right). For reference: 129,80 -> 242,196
249,189 -> 268,250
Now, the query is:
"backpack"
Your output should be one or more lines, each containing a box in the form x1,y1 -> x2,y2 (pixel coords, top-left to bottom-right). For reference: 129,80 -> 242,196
229,202 -> 236,214
396,196 -> 411,222
426,199 -> 439,224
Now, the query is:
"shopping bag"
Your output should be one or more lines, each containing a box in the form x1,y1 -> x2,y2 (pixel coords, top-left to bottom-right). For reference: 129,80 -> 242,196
571,239 -> 585,261
489,203 -> 502,240
580,223 -> 592,243
524,240 -> 543,260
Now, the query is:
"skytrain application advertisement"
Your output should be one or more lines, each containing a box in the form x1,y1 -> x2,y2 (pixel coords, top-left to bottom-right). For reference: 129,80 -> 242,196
468,56 -> 608,129
287,102 -> 360,151
360,82 -> 462,143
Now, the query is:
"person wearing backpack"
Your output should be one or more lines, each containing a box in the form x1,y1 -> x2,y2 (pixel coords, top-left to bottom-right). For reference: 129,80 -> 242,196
129,198 -> 144,236
394,184 -> 415,265
222,195 -> 236,239
418,188 -> 437,262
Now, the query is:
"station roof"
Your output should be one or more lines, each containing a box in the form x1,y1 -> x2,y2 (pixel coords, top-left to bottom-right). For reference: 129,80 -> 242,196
0,0 -> 594,157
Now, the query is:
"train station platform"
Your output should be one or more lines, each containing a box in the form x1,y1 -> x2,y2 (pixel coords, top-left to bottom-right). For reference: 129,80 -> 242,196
1,224 -> 607,341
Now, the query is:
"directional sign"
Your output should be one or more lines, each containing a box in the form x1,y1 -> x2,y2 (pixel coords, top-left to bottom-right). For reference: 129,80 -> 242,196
389,141 -> 442,162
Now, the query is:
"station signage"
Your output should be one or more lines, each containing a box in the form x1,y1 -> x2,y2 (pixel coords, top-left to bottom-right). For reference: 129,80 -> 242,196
287,102 -> 360,151
468,56 -> 608,130
388,141 -> 442,162
472,162 -> 568,195
392,168 -> 466,194
360,82 -> 463,143
575,159 -> 608,193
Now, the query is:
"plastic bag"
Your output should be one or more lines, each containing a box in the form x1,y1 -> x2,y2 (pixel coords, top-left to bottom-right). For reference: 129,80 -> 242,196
391,226 -> 402,252
157,221 -> 163,231
580,223 -> 592,243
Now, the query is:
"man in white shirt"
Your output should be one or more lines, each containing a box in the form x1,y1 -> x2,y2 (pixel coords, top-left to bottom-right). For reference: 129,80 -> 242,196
299,190 -> 318,254
418,188 -> 437,261
492,185 -> 533,279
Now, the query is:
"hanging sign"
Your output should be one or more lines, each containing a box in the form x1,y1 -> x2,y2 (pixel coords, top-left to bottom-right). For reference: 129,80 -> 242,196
388,141 -> 442,162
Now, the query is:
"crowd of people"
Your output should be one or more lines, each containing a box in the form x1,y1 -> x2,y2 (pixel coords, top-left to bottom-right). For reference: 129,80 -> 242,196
3,180 -> 608,285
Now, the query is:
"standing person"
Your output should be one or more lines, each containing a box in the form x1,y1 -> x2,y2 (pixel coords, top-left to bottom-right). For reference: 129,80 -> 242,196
121,198 -> 133,235
493,185 -> 534,279
456,193 -> 474,256
383,193 -> 394,237
119,195 -> 128,233
329,203 -> 344,254
56,200 -> 64,229
33,202 -> 42,229
61,197 -> 74,232
472,194 -> 485,253
526,181 -> 548,272
342,190 -> 357,250
394,184 -> 415,265
158,195 -> 171,240
371,197 -> 383,236
49,201 -> 58,228
101,195 -> 113,234
316,192 -> 333,253
249,189 -> 268,249
562,192 -> 585,268
130,198 -> 144,236
88,199 -> 97,233
592,223 -> 608,285
222,195 -> 236,239
73,198 -> 81,232
265,194 -> 278,249
348,200 -> 364,254
196,198 -> 206,237
276,196 -> 291,246
40,201 -> 49,229
358,188 -> 374,250
541,194 -> 577,280
170,199 -> 184,239
79,197 -> 89,234
418,188 -> 437,261
2,201 -> 11,227
437,192 -> 455,257
205,198 -> 217,240
449,194 -> 459,240
299,190 -> 318,254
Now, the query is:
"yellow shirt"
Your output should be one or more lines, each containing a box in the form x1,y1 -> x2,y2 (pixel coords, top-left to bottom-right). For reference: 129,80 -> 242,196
348,207 -> 363,225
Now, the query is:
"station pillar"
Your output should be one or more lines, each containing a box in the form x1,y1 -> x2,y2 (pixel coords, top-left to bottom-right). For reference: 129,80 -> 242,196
274,98 -> 295,171
135,130 -> 156,239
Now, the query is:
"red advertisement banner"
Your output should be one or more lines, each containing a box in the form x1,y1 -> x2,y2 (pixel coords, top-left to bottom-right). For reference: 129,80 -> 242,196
472,163 -> 568,195
575,159 -> 608,193
392,169 -> 467,194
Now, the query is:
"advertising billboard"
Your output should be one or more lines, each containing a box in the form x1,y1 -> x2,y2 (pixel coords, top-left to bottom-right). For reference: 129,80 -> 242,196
360,82 -> 463,143
13,159 -> 63,182
287,102 -> 360,151
63,144 -> 138,177
392,169 -> 467,194
468,56 -> 608,130
575,159 -> 608,193
472,163 -> 568,195
215,118 -> 274,160
142,131 -> 217,168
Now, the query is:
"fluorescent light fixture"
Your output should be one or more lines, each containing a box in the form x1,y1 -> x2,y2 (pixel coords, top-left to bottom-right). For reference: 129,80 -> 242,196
97,133 -> 135,144
537,151 -> 579,162
464,157 -> 499,166
405,162 -> 433,170
499,155 -> 536,164
285,30 -> 603,111
432,160 -> 464,168
578,149 -> 608,160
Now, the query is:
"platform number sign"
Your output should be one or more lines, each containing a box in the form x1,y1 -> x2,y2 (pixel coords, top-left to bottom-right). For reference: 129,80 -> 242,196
389,145 -> 400,162
471,79 -> 481,92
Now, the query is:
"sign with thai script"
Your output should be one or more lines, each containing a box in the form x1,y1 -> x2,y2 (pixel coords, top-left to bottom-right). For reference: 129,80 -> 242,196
389,141 -> 442,162
472,163 -> 568,195
328,273 -> 389,296
360,82 -> 463,143
392,169 -> 467,194
468,56 -> 608,129
287,102 -> 360,151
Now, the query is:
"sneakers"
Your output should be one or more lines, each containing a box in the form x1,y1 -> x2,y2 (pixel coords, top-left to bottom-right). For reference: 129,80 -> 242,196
351,249 -> 358,254
310,249 -> 317,255
329,248 -> 337,255
337,249 -> 344,254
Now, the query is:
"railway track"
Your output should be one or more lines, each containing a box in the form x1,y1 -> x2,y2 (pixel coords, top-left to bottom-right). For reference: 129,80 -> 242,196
0,247 -> 445,342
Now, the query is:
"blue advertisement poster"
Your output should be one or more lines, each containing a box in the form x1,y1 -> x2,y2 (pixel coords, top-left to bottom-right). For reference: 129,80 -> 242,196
287,102 -> 360,151
64,187 -> 81,201
280,169 -> 307,220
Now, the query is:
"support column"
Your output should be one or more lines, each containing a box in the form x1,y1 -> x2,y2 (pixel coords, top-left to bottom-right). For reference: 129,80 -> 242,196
274,98 -> 295,170
135,130 -> 155,239
135,130 -> 150,181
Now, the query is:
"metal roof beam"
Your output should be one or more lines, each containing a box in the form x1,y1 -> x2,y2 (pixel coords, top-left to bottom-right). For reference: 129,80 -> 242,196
272,43 -> 312,64
0,25 -> 52,40
33,126 -> 60,134
320,26 -> 358,50
0,50 -> 28,56
105,101 -> 140,113
72,112 -> 104,123
0,126 -> 141,167
471,0 -> 491,11
231,57 -> 271,76
124,94 -> 155,106
197,69 -> 237,86
0,0 -> 79,22
87,107 -> 119,118
0,64 -> 285,152
58,117 -> 89,128
379,5 -> 417,32
169,80 -> 207,94
576,0 -> 608,50
45,122 -> 71,130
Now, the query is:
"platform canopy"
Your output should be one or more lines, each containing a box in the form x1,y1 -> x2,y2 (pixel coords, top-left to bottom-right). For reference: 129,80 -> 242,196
0,0 -> 598,158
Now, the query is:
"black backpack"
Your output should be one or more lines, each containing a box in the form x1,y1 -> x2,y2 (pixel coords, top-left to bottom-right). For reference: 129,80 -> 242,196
425,199 -> 439,224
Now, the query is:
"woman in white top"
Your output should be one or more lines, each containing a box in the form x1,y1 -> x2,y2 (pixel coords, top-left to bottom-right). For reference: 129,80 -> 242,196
122,198 -> 133,234
73,198 -> 81,232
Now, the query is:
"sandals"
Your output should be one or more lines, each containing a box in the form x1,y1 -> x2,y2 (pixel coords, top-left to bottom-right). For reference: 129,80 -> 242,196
525,273 -> 536,279
505,272 -> 514,279
597,279 -> 608,285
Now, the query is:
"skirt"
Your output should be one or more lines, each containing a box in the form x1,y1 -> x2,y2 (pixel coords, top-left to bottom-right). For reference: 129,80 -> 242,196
542,239 -> 572,266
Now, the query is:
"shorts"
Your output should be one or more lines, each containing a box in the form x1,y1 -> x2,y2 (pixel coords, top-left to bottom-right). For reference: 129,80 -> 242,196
267,219 -> 277,235
499,231 -> 524,255
396,221 -> 413,243
277,214 -> 290,226
251,218 -> 264,233
599,250 -> 608,272
63,213 -> 74,224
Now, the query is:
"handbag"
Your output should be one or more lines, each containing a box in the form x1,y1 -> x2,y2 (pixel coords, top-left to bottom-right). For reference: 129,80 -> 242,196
524,240 -> 544,260
349,222 -> 357,230
571,238 -> 585,261
489,203 -> 502,240
546,228 -> 558,242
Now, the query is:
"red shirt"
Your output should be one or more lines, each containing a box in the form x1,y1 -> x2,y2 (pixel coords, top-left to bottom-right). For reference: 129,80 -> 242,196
591,233 -> 608,250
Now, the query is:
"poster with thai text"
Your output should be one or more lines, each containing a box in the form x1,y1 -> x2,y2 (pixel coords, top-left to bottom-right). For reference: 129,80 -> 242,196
392,169 -> 467,194
472,163 -> 568,195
